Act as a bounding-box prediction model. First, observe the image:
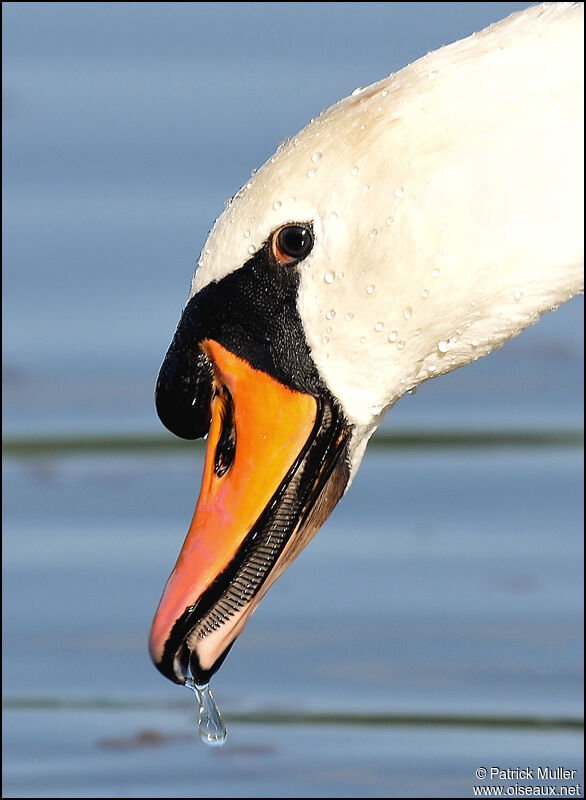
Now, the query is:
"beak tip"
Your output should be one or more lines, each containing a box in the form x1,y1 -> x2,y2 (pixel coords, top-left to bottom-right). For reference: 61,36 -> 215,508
149,645 -> 188,687
148,620 -> 185,685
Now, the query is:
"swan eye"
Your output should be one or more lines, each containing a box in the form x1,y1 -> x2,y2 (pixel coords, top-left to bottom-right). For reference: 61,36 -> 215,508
273,224 -> 313,265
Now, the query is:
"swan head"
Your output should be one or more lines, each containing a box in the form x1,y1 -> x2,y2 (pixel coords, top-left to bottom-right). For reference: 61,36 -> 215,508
149,2 -> 584,685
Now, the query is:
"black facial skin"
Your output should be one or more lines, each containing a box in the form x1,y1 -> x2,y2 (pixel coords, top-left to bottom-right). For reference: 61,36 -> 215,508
153,226 -> 353,686
155,228 -> 325,441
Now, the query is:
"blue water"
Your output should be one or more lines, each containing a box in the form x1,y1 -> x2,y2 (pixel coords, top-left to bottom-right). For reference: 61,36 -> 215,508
2,450 -> 583,797
2,2 -> 583,797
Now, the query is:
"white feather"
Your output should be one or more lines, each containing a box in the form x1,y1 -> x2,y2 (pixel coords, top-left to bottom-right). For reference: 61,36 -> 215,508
191,3 -> 584,473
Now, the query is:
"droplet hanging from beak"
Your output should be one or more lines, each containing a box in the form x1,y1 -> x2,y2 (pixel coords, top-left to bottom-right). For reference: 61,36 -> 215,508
185,677 -> 227,747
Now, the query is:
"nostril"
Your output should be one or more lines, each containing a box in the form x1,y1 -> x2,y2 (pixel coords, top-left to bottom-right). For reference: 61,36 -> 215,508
214,388 -> 236,477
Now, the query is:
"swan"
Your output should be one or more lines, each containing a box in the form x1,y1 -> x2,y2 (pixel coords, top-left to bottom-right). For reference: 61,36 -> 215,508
149,2 -> 584,687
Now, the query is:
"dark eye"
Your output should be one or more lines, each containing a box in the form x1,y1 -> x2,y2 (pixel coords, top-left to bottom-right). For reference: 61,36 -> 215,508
273,224 -> 313,265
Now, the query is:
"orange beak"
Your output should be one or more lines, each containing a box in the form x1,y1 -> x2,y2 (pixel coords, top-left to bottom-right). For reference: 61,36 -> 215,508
149,339 -> 349,685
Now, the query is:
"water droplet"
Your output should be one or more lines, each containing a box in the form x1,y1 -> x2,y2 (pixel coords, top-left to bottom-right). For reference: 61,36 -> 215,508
185,679 -> 227,748
388,330 -> 398,343
403,306 -> 413,320
324,271 -> 335,284
326,309 -> 336,320
431,268 -> 440,278
344,312 -> 354,321
307,169 -> 316,178
374,321 -> 384,332
247,244 -> 256,254
311,151 -> 323,163
366,284 -> 375,294
273,200 -> 282,210
369,229 -> 378,240
397,340 -> 406,351
421,289 -> 429,299
437,341 -> 449,354
394,187 -> 404,198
